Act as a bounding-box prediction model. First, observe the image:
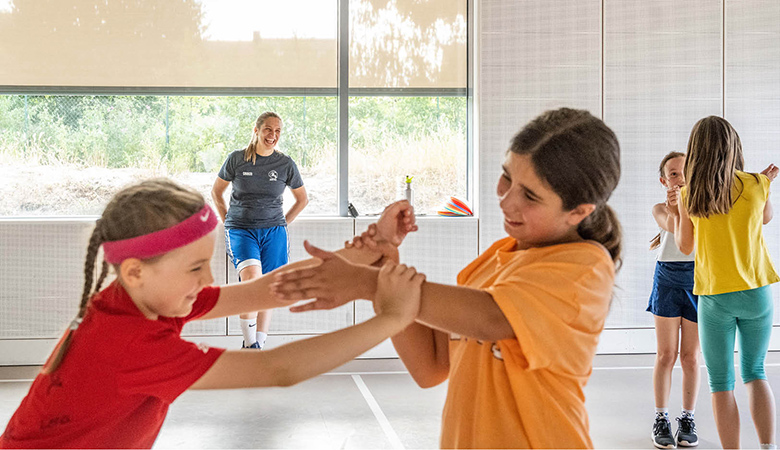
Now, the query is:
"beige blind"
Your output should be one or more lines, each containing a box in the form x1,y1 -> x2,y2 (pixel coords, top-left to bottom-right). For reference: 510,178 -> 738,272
350,0 -> 467,89
0,0 -> 338,88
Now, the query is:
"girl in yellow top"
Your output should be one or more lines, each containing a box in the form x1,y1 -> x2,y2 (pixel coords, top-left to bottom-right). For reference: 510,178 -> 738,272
669,116 -> 779,449
271,108 -> 623,448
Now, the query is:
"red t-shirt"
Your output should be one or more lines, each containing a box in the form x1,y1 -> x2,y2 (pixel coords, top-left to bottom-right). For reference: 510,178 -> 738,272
0,281 -> 225,449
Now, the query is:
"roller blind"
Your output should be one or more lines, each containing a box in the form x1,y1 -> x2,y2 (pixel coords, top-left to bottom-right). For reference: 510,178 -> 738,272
0,0 -> 338,88
350,0 -> 467,88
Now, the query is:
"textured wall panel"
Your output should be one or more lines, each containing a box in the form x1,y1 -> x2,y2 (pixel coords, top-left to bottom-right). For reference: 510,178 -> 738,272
605,0 -> 722,328
354,217 -> 479,323
479,0 -> 602,252
0,219 -> 229,338
226,219 -> 355,335
0,220 -> 95,338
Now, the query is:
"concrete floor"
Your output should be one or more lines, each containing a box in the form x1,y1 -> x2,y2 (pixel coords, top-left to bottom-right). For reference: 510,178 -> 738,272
2,354 -> 780,448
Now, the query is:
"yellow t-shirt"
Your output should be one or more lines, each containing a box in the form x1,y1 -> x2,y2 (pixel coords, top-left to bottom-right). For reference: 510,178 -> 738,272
440,238 -> 615,449
682,171 -> 779,295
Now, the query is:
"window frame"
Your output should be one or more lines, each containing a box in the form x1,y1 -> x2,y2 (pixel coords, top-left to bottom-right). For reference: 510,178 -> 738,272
0,0 -> 474,218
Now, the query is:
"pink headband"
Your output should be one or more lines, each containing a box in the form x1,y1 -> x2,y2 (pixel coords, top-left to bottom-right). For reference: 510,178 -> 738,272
102,204 -> 218,264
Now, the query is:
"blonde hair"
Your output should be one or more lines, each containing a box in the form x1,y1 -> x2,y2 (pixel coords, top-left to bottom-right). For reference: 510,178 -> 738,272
650,151 -> 686,250
684,116 -> 746,218
43,179 -> 205,374
244,112 -> 282,165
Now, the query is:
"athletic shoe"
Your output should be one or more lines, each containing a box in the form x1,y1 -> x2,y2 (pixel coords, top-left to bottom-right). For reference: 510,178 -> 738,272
242,341 -> 261,349
652,415 -> 676,449
675,415 -> 698,447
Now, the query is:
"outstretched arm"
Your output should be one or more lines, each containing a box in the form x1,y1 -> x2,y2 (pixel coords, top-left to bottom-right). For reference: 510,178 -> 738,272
273,246 -> 515,342
199,201 -> 417,320
199,244 -> 388,320
272,251 -> 513,387
192,263 -> 424,389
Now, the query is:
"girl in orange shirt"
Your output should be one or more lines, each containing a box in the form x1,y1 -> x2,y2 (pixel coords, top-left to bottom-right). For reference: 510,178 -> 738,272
272,108 -> 623,448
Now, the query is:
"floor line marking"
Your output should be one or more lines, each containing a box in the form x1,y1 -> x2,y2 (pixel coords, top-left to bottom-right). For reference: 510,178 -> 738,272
593,363 -> 780,371
324,371 -> 408,376
352,374 -> 405,450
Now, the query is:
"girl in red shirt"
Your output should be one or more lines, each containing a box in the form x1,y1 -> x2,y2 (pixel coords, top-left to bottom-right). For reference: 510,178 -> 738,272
0,178 -> 422,449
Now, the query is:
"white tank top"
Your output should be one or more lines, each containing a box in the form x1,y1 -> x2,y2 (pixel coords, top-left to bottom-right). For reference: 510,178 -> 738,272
657,229 -> 695,262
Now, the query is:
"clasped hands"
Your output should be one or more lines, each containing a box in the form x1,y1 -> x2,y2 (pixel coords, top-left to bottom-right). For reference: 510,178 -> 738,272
270,200 -> 419,312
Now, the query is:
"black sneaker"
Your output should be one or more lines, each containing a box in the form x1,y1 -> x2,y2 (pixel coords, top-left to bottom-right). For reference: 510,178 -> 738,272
652,415 -> 676,449
675,415 -> 698,447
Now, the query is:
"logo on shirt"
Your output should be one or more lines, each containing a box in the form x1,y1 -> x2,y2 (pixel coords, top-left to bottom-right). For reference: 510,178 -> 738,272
243,172 -> 253,176
196,343 -> 210,354
268,170 -> 278,182
451,334 -> 504,362
491,343 -> 504,361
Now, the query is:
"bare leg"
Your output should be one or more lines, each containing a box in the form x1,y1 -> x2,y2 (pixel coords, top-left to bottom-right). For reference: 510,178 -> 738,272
255,309 -> 273,333
712,390 -> 741,449
653,316 -> 681,409
746,379 -> 776,446
238,265 -> 264,320
679,318 -> 700,411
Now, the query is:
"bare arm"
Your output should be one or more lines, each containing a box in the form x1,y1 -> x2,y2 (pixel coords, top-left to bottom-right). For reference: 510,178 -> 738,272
760,165 -> 778,225
191,314 -> 406,389
211,177 -> 230,222
277,262 -> 515,342
285,186 -> 308,224
764,198 -> 774,225
202,201 -> 417,320
193,263 -> 424,389
668,188 -> 694,255
391,323 -> 450,388
652,202 -> 674,232
343,226 -> 451,388
275,262 -> 513,387
199,244 -> 386,320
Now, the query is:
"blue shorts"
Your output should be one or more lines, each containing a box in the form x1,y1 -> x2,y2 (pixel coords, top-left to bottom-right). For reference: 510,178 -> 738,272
647,261 -> 698,323
225,226 -> 289,278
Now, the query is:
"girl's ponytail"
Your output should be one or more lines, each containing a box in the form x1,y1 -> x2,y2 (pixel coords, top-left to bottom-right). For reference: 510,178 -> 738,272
43,221 -> 106,374
649,233 -> 661,251
42,179 -> 205,375
577,204 -> 623,270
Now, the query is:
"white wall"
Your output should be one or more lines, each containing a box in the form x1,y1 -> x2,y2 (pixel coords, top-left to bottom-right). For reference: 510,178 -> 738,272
479,0 -> 780,332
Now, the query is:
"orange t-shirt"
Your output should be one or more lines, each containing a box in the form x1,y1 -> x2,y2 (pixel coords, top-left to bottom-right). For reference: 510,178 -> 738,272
440,238 -> 615,449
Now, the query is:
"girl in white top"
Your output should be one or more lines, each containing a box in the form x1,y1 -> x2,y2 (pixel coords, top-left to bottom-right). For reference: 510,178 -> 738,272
648,152 -> 700,448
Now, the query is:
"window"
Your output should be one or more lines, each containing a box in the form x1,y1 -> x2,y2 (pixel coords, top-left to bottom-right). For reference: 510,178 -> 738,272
348,96 -> 467,214
0,0 -> 470,217
0,95 -> 337,215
